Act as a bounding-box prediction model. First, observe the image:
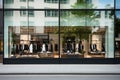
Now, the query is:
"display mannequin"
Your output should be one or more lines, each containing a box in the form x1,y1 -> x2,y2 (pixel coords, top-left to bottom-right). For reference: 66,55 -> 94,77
48,43 -> 53,52
22,44 -> 24,51
29,43 -> 33,53
19,43 -> 24,55
90,44 -> 97,52
37,42 -> 42,52
78,41 -> 83,53
42,43 -> 46,52
76,43 -> 79,52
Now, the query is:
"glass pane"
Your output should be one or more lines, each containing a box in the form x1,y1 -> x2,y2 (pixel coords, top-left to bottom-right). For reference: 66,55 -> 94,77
60,11 -> 86,58
4,0 -> 58,9
115,11 -> 120,58
97,0 -> 114,9
60,10 -> 114,58
4,10 -> 28,58
116,0 -> 120,9
4,0 -> 27,9
30,0 -> 58,9
87,11 -> 114,58
29,11 -> 59,58
4,10 -> 59,58
60,0 -> 114,9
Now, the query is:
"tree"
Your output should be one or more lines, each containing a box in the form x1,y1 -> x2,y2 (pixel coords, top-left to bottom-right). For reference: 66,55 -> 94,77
60,0 -> 95,43
70,0 -> 95,40
71,0 -> 94,9
71,0 -> 95,20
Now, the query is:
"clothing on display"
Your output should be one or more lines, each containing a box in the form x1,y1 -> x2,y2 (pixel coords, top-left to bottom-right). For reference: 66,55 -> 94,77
55,44 -> 58,51
76,43 -> 79,52
42,44 -> 46,52
90,44 -> 97,52
33,43 -> 37,53
78,43 -> 84,53
48,44 -> 53,52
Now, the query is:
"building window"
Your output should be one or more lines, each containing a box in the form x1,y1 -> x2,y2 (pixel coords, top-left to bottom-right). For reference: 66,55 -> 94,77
20,7 -> 27,16
44,0 -> 69,4
20,0 -> 26,2
44,0 -> 58,3
4,11 -> 13,16
45,10 -> 58,17
60,0 -> 69,4
4,0 -> 14,4
86,0 -> 92,3
28,0 -> 34,2
20,10 -> 27,16
28,7 -> 34,17
60,11 -> 69,16
28,10 -> 34,17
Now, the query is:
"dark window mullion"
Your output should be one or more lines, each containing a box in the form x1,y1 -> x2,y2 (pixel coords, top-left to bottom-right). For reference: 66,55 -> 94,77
59,0 -> 60,59
114,0 -> 116,58
27,0 -> 29,45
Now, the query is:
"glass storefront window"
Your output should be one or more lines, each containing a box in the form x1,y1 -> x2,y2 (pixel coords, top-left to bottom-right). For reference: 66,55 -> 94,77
3,0 -> 120,64
4,10 -> 59,58
60,10 -> 114,58
28,11 -> 59,58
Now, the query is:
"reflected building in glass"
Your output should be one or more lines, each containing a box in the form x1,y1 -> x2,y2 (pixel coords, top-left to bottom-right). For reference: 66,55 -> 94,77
3,0 -> 116,62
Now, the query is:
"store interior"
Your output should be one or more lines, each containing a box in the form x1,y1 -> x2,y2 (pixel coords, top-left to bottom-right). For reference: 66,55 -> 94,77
8,26 -> 106,58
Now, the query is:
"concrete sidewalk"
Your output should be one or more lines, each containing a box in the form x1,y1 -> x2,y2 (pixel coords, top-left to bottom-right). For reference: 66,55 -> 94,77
0,64 -> 120,74
0,75 -> 120,80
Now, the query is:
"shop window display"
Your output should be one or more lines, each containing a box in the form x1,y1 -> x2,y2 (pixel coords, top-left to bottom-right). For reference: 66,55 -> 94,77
3,0 -> 120,64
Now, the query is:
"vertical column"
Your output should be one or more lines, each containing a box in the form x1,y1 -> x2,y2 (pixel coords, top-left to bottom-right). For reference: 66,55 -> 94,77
107,21 -> 114,58
4,21 -> 13,58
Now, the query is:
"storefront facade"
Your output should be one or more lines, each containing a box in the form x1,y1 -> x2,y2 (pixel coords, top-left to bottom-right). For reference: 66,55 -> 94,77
1,0 -> 120,64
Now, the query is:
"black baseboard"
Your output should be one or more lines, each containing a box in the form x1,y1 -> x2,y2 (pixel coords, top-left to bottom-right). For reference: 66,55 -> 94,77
3,58 -> 120,64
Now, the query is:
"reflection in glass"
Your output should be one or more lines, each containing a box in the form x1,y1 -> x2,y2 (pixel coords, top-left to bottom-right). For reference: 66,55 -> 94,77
3,0 -> 115,59
4,0 -> 58,9
60,10 -> 114,58
4,11 -> 59,58
116,0 -> 120,9
60,0 -> 114,9
115,11 -> 120,58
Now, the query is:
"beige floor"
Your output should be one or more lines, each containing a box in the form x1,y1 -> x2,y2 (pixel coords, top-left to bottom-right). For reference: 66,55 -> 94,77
14,53 -> 105,58
0,55 -> 3,63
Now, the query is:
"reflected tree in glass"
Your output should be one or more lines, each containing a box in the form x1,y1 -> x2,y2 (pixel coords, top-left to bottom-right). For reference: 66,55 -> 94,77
71,0 -> 95,9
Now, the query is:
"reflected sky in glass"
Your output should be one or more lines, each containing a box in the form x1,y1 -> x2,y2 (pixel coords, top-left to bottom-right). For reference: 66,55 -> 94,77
98,0 -> 114,8
116,11 -> 120,18
116,0 -> 120,8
